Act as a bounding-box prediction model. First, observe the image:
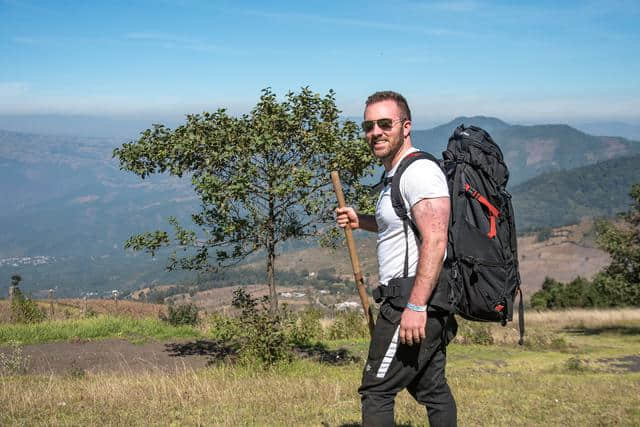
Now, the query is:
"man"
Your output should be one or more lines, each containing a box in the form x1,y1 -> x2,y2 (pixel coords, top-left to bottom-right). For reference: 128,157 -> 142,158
336,91 -> 457,426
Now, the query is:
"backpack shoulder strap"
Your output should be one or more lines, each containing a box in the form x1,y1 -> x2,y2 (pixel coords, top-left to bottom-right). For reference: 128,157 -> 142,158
389,151 -> 440,221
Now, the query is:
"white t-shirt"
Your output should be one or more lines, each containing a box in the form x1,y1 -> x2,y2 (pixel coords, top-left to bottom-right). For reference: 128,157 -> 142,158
376,148 -> 449,286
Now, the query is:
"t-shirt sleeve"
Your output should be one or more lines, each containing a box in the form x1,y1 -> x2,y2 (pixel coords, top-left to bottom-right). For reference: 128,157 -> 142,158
400,159 -> 449,209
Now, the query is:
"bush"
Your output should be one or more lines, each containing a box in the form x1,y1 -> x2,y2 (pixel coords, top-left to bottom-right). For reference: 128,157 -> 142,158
455,319 -> 494,345
288,306 -> 324,346
327,310 -> 368,340
10,289 -> 45,324
564,356 -> 587,372
162,303 -> 199,326
591,271 -> 640,307
530,276 -> 603,309
231,289 -> 293,366
524,329 -> 568,351
208,311 -> 242,343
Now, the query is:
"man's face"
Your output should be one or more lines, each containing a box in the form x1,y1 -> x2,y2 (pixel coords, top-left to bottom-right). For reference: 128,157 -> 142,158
363,100 -> 408,162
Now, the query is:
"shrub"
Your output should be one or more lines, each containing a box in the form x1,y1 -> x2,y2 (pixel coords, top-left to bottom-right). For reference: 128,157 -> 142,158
455,319 -> 494,345
524,329 -> 568,351
530,276 -> 604,309
10,289 -> 45,324
565,356 -> 587,372
591,271 -> 640,307
208,311 -> 242,343
231,288 -> 293,366
327,310 -> 368,340
161,303 -> 199,326
288,306 -> 324,346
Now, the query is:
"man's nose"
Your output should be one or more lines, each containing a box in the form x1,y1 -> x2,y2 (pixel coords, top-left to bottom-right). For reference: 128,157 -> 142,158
371,122 -> 384,135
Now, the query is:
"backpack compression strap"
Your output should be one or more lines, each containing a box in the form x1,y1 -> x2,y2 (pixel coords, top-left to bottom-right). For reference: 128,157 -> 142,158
464,183 -> 500,239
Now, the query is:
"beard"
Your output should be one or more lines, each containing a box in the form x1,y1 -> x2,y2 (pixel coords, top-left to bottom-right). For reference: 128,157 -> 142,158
369,130 -> 404,162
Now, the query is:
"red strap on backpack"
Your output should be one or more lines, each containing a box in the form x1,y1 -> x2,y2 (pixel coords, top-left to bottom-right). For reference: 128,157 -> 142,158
465,183 -> 500,239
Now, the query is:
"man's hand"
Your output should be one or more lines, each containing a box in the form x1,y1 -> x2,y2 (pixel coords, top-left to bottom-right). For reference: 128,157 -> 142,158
399,309 -> 427,346
336,207 -> 359,229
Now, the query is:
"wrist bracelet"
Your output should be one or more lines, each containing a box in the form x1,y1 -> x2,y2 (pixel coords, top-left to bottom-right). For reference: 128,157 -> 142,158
406,302 -> 427,312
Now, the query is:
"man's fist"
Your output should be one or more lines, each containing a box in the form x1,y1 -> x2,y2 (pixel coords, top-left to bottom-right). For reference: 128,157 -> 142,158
335,207 -> 359,229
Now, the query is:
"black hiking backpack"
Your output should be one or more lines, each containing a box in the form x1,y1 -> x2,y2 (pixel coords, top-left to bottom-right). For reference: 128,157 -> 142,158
385,124 -> 524,344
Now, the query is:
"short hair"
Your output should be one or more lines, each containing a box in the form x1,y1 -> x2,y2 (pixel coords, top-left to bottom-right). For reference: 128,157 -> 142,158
365,91 -> 412,121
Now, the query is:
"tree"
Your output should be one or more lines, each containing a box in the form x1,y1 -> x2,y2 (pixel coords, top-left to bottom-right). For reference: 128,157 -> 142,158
530,184 -> 640,309
113,88 -> 375,312
593,183 -> 640,306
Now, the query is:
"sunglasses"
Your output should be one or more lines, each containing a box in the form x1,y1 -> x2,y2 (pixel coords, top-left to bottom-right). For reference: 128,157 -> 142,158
361,118 -> 405,133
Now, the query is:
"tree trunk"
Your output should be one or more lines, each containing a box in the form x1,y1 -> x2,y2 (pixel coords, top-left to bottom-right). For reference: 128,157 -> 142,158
267,243 -> 278,314
267,186 -> 278,314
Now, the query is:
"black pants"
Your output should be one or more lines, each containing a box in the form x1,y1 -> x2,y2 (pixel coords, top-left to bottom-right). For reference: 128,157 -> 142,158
359,301 -> 457,427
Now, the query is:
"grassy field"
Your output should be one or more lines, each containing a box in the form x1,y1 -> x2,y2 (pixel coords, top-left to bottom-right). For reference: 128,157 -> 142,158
0,315 -> 202,345
1,307 -> 639,426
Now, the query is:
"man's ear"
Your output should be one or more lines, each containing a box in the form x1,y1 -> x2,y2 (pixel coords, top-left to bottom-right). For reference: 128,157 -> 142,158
403,119 -> 411,138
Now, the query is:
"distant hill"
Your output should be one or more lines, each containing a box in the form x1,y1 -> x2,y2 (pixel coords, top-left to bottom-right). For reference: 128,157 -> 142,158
412,115 -> 510,154
574,121 -> 640,141
412,117 -> 640,185
1,118 -> 638,295
0,129 -> 197,256
511,154 -> 640,231
0,129 -> 199,296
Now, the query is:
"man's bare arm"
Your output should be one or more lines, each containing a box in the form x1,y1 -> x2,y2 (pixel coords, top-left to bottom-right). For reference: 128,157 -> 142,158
398,196 -> 450,345
408,197 -> 450,306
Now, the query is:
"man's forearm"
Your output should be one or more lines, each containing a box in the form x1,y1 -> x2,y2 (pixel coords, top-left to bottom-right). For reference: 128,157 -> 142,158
408,237 -> 446,306
357,213 -> 378,232
407,197 -> 450,307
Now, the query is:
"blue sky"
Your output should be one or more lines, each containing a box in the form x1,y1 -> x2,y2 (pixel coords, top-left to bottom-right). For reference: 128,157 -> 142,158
1,0 -> 639,127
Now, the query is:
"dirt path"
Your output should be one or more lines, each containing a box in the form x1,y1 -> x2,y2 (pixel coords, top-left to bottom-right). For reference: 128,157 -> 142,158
0,339 -> 230,375
0,339 -> 355,376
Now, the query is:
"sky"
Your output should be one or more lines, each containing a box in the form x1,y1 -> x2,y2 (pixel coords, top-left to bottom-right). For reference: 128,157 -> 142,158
1,0 -> 639,128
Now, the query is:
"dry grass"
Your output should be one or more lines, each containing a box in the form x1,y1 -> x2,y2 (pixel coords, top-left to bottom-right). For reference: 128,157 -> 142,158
1,337 -> 639,426
456,308 -> 640,346
1,307 -> 639,425
0,363 -> 363,425
55,299 -> 167,318
517,307 -> 640,329
0,301 -> 10,323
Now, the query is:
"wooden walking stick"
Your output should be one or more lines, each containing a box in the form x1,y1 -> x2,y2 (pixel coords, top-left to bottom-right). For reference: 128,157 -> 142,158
331,171 -> 375,337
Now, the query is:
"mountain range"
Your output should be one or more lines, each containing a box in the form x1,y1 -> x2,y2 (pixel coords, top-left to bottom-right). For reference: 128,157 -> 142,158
411,116 -> 640,185
1,116 -> 638,295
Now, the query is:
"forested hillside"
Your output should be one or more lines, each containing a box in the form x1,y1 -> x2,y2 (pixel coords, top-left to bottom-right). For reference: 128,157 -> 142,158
512,155 -> 640,230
